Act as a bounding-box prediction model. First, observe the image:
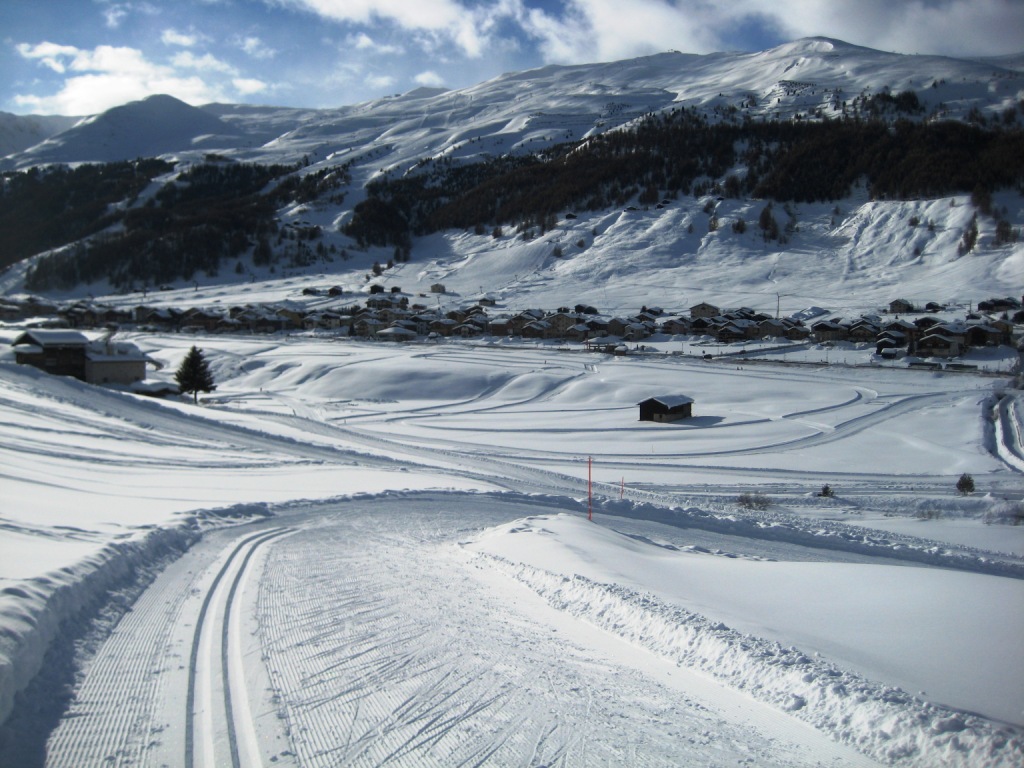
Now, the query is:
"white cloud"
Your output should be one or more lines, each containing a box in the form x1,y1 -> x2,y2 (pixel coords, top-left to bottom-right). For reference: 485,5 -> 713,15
279,0 -> 494,57
161,29 -> 199,47
350,33 -> 403,55
520,0 -> 1024,65
413,70 -> 446,88
12,41 -> 237,114
240,36 -> 277,59
365,73 -> 397,90
172,51 -> 238,74
233,77 -> 269,95
742,0 -> 1024,58
103,4 -> 129,29
15,42 -> 81,74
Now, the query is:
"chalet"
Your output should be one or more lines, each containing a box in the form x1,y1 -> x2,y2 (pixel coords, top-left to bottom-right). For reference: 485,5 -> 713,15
522,320 -> 555,339
659,316 -> 692,335
182,308 -> 224,332
638,396 -> 694,423
428,318 -> 459,337
12,329 -> 89,379
563,324 -> 591,342
889,298 -> 914,314
784,324 -> 811,341
715,323 -> 747,343
605,317 -> 629,337
12,329 -> 149,385
690,302 -> 720,319
847,321 -> 881,342
913,316 -> 942,333
376,326 -> 417,342
274,305 -> 306,329
622,322 -> 650,341
84,340 -> 149,385
353,315 -> 386,337
546,311 -> 585,335
916,333 -> 961,358
508,311 -> 544,335
883,319 -> 918,342
965,324 -> 1004,347
757,318 -> 787,338
430,283 -> 446,294
487,316 -> 513,336
812,320 -> 847,343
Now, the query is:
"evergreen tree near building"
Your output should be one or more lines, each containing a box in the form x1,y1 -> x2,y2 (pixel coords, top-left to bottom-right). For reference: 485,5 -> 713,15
175,345 -> 216,404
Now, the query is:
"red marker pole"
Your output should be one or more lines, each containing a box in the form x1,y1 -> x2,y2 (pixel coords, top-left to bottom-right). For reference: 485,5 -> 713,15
588,456 -> 593,521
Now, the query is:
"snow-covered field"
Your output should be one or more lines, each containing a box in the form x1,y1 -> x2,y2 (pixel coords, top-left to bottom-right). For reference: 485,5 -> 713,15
1,330 -> 1023,767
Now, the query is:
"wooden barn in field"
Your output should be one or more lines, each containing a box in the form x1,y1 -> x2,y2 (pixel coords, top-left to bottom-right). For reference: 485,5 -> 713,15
638,396 -> 694,423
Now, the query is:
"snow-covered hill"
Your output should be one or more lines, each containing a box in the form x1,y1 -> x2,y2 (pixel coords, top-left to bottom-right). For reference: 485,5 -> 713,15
1,37 -> 1022,314
0,112 -> 80,158
1,94 -> 244,168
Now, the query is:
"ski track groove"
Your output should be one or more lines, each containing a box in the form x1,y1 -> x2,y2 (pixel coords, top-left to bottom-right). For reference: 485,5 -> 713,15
186,526 -> 292,768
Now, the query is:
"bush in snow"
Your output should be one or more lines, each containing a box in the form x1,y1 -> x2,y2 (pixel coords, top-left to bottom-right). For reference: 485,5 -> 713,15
956,473 -> 975,496
737,491 -> 771,510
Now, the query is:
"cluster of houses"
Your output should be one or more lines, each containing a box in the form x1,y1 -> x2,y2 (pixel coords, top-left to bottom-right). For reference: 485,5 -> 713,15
809,298 -> 1016,358
4,293 -> 1020,367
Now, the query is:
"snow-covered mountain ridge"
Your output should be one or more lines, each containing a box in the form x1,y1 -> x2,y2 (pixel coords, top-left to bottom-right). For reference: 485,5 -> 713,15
5,37 -> 1022,172
1,37 -> 1022,313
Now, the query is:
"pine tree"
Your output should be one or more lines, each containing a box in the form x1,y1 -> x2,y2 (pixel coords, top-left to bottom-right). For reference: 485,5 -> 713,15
175,345 -> 216,404
956,473 -> 975,495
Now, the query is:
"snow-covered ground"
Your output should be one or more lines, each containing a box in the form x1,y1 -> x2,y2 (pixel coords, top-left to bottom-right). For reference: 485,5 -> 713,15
1,330 -> 1023,767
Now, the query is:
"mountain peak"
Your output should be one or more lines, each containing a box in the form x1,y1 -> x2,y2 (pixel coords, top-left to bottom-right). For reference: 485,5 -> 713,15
4,93 -> 241,169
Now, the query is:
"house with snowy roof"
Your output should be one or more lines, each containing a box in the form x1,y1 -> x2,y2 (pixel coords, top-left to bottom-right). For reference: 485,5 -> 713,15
12,329 -> 150,385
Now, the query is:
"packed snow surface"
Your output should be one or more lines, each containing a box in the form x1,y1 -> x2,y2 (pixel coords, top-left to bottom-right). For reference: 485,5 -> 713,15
1,331 -> 1023,766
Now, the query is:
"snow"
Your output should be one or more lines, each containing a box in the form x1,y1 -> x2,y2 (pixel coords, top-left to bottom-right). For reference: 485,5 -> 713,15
1,332 -> 1023,766
0,34 -> 1023,768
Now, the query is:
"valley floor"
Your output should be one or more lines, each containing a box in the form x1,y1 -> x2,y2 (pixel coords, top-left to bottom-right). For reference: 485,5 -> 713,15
0,335 -> 1022,767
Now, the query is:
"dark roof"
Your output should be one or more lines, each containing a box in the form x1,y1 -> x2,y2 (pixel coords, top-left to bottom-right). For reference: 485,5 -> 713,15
639,395 -> 694,408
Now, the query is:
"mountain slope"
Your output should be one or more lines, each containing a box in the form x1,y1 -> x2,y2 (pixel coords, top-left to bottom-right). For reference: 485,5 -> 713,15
2,94 -> 242,169
0,38 -> 1021,312
0,112 -> 80,158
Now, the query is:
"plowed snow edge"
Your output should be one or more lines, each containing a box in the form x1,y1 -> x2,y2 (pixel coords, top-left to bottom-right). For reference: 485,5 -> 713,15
477,554 -> 1024,768
0,504 -> 269,749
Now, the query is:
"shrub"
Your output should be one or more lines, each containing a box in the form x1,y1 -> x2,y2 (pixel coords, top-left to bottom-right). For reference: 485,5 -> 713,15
956,473 -> 975,495
819,483 -> 835,498
737,491 -> 770,510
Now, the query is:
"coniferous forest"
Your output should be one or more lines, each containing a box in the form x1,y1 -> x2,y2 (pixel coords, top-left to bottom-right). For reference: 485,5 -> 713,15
4,106 -> 1023,293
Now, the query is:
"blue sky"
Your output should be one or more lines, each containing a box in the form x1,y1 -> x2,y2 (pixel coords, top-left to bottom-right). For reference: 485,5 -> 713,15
3,0 -> 1022,115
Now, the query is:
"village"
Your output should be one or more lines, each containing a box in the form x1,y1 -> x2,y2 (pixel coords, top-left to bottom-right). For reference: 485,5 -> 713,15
4,286 -> 1022,391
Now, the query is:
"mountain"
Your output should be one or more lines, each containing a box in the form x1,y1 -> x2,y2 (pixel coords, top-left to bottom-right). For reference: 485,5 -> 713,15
5,37 -> 1022,173
0,38 -> 1021,314
0,112 -> 80,158
1,94 -> 243,169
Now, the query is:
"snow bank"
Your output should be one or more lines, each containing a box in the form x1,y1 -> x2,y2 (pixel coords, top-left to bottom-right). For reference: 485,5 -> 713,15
476,553 -> 1023,767
0,504 -> 267,729
589,497 -> 1024,578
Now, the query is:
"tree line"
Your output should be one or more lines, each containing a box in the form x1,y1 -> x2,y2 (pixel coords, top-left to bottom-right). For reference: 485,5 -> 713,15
21,159 -> 350,292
